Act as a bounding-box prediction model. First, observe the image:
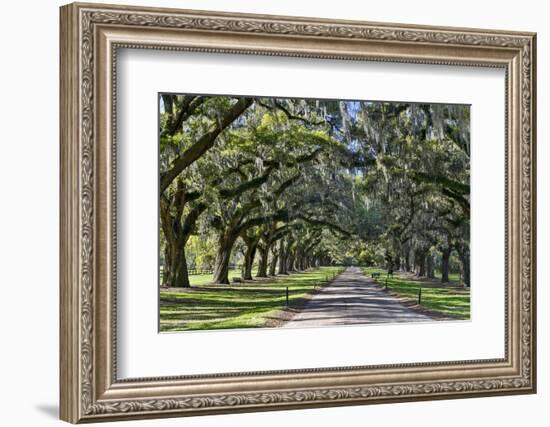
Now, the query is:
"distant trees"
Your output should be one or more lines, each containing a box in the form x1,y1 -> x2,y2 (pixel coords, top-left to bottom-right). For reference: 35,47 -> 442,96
159,95 -> 470,287
342,102 -> 471,285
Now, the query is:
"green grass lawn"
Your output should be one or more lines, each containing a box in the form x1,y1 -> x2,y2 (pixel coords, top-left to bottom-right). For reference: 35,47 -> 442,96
160,266 -> 344,332
362,267 -> 470,320
187,269 -> 249,286
160,268 -> 249,286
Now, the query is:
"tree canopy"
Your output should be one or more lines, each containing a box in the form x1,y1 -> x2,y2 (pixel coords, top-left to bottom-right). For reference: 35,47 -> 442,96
159,95 -> 470,287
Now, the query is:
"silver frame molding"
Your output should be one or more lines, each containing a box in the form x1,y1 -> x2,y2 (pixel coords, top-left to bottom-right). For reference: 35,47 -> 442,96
60,2 -> 536,423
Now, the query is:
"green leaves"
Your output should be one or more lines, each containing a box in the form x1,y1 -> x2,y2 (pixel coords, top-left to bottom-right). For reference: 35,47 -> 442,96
159,94 -> 470,286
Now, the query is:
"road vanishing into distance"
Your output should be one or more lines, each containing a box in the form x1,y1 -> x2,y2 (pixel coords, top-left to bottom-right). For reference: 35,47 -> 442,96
283,267 -> 432,328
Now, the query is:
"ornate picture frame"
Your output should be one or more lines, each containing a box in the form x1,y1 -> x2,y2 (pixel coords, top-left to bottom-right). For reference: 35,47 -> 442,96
60,2 -> 536,423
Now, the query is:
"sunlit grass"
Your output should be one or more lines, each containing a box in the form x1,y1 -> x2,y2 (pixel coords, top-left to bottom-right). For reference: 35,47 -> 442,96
362,267 -> 470,320
187,269 -> 249,286
160,268 -> 251,286
160,266 -> 344,332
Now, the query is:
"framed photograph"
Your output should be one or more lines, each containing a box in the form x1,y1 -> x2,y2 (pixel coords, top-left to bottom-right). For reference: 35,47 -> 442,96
60,2 -> 537,423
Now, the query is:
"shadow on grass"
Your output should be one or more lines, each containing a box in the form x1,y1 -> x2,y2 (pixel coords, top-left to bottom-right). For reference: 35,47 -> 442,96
159,267 -> 344,332
363,267 -> 470,319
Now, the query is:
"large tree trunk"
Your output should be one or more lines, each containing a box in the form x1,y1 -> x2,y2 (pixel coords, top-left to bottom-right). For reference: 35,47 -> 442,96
242,239 -> 258,280
287,249 -> 296,272
160,199 -> 178,287
161,244 -> 171,287
212,232 -> 237,284
160,192 -> 191,288
405,250 -> 411,272
269,245 -> 279,276
162,240 -> 175,286
415,250 -> 426,277
160,184 -> 208,288
458,245 -> 470,287
440,247 -> 452,283
171,243 -> 190,287
418,260 -> 426,277
394,255 -> 401,271
256,244 -> 269,277
286,255 -> 293,272
162,232 -> 190,288
294,248 -> 303,271
426,255 -> 435,279
278,238 -> 288,275
385,251 -> 393,271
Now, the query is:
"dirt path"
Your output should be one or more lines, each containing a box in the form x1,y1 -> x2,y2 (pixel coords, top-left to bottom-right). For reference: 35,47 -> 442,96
282,266 -> 432,328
